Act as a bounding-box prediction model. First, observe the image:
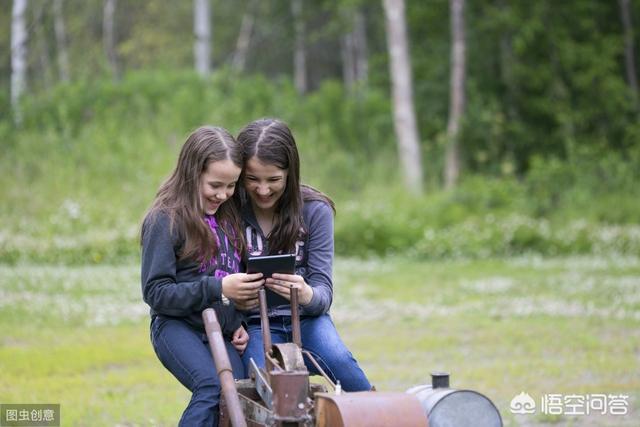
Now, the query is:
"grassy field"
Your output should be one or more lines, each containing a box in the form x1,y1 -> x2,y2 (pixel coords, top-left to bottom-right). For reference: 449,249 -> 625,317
1,256 -> 638,426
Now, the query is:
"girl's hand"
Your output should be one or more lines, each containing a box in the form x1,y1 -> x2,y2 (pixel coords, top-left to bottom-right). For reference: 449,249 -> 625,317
231,325 -> 249,354
221,272 -> 263,310
265,273 -> 314,305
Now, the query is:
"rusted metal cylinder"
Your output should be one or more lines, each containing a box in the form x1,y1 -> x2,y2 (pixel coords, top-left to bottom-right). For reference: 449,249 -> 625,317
315,391 -> 428,427
406,373 -> 502,427
202,308 -> 247,427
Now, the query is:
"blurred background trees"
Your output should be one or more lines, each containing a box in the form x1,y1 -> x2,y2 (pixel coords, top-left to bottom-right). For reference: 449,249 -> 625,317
1,0 -> 639,262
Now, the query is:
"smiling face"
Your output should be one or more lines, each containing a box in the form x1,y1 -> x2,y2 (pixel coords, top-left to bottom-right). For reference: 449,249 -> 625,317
243,156 -> 288,214
199,159 -> 242,215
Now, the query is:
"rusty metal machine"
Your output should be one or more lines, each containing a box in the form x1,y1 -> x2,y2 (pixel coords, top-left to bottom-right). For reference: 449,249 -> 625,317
202,288 -> 503,427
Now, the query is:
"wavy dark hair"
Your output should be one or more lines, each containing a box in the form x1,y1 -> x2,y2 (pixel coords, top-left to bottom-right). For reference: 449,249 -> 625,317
142,126 -> 245,263
237,118 -> 335,254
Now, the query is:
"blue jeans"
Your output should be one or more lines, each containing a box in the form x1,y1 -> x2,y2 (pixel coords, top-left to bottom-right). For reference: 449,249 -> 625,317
151,315 -> 245,427
242,313 -> 371,392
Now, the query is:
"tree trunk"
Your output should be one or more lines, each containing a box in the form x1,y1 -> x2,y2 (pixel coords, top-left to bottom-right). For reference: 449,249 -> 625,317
53,0 -> 70,82
194,0 -> 211,76
353,9 -> 368,86
444,0 -> 466,189
11,0 -> 28,124
33,2 -> 53,91
341,28 -> 356,89
619,0 -> 639,108
103,0 -> 120,79
232,0 -> 256,73
291,0 -> 307,94
341,8 -> 368,91
383,0 -> 423,194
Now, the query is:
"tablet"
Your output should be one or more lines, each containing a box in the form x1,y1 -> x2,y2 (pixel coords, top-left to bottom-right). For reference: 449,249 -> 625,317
247,253 -> 297,307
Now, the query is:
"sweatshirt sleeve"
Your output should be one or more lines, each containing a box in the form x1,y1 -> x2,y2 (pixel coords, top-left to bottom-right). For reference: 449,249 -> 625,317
301,202 -> 334,316
141,212 -> 223,317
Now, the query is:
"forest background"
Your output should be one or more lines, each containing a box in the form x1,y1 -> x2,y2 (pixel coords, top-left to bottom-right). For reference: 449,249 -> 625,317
1,0 -> 639,426
2,0 -> 640,261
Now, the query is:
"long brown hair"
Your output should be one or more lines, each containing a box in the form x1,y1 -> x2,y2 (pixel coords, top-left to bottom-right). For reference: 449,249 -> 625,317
237,119 -> 334,254
143,126 -> 245,263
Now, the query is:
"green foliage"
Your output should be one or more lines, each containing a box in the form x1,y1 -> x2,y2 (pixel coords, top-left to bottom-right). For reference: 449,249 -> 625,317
334,176 -> 640,259
1,70 -> 639,264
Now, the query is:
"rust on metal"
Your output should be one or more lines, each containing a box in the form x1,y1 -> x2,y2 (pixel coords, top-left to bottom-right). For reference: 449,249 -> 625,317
202,308 -> 247,427
301,350 -> 336,390
258,289 -> 273,374
248,358 -> 273,410
290,287 -> 302,348
270,370 -> 312,424
314,392 -> 428,427
272,343 -> 306,372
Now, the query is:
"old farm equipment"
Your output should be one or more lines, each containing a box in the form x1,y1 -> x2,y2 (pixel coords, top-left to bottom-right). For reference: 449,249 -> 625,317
202,289 -> 503,427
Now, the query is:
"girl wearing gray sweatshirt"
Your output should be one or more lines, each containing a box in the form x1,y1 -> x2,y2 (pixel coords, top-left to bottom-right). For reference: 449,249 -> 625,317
236,119 -> 372,392
140,126 -> 263,426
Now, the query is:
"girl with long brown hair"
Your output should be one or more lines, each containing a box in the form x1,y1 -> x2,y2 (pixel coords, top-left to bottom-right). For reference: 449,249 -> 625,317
236,118 -> 372,391
141,126 -> 263,425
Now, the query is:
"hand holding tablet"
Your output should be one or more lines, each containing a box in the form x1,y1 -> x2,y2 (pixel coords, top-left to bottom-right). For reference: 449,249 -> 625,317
246,254 -> 297,307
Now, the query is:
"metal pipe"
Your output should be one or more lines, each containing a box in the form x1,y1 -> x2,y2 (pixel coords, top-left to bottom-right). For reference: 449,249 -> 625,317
258,288 -> 273,372
290,287 -> 302,348
202,308 -> 247,427
302,350 -> 337,390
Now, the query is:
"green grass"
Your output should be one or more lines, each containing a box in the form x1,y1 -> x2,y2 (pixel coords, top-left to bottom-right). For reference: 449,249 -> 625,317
1,257 -> 639,426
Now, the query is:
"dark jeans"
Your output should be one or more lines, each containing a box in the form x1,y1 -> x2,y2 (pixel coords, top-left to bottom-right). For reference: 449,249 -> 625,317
151,315 -> 245,427
242,313 -> 371,392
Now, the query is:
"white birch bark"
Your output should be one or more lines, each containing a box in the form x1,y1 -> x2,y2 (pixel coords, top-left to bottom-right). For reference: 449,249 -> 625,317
353,9 -> 368,85
383,0 -> 423,193
11,0 -> 29,123
103,0 -> 119,79
342,8 -> 368,90
33,2 -> 52,91
53,0 -> 70,82
444,0 -> 466,189
291,0 -> 307,94
341,30 -> 356,89
194,0 -> 211,76
232,0 -> 256,73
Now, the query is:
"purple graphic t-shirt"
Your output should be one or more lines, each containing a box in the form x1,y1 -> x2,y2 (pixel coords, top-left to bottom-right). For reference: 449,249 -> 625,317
200,215 -> 240,278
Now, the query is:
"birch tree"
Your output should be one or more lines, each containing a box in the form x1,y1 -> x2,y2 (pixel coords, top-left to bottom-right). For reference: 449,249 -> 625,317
341,8 -> 368,90
383,0 -> 423,193
11,0 -> 29,124
291,0 -> 307,94
232,0 -> 256,73
33,2 -> 53,91
619,0 -> 638,108
53,0 -> 70,82
194,0 -> 211,76
444,0 -> 466,189
103,0 -> 120,79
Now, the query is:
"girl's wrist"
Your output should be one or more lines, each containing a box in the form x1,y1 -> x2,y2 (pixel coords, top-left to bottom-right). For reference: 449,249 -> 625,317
220,276 -> 229,298
302,284 -> 313,305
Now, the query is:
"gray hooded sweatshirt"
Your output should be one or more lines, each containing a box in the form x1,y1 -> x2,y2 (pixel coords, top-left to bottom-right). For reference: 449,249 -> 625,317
242,199 -> 334,318
141,211 -> 243,337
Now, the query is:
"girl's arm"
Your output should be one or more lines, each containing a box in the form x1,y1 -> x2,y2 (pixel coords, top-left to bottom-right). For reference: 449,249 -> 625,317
299,201 -> 334,316
141,213 -> 224,317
